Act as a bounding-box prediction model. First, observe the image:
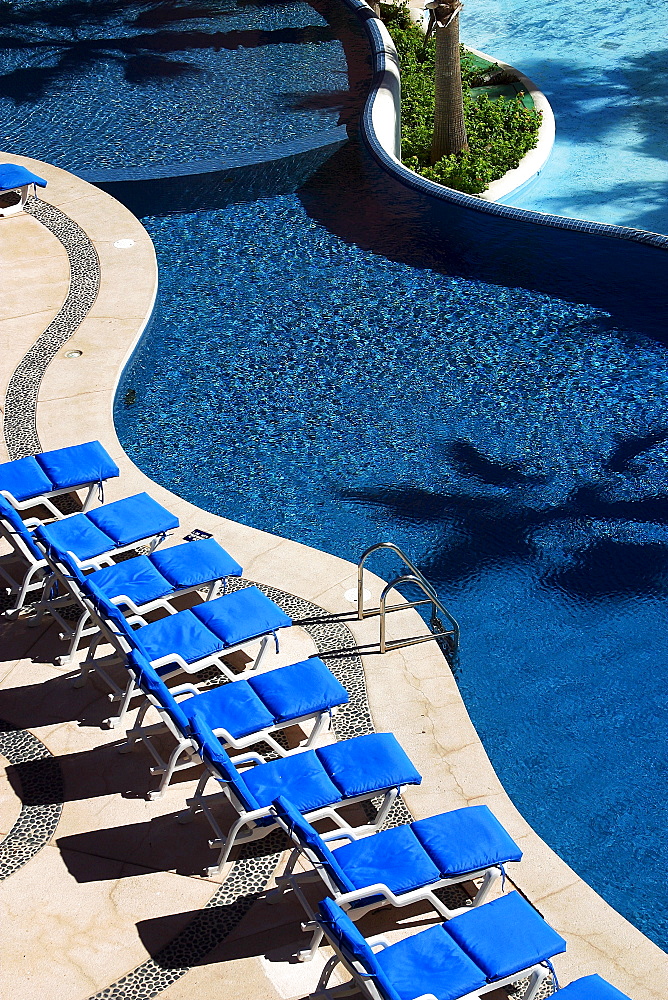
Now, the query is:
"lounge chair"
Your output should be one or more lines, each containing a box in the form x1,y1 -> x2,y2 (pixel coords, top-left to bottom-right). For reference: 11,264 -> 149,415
0,440 -> 119,517
315,892 -> 566,1000
0,491 -> 177,615
67,575 -> 293,727
120,648 -> 349,798
180,711 -> 422,874
34,529 -> 242,661
556,975 -> 632,1000
270,794 -> 522,960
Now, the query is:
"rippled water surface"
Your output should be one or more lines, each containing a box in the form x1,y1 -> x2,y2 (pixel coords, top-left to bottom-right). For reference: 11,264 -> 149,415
462,0 -> 668,233
0,0 -> 346,170
116,172 -> 668,949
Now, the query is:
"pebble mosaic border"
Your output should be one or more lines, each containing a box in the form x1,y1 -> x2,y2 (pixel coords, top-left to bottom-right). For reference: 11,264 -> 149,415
0,718 -> 63,880
3,196 -> 100,460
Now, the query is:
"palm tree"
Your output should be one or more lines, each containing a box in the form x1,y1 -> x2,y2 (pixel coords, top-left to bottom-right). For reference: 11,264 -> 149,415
425,1 -> 468,163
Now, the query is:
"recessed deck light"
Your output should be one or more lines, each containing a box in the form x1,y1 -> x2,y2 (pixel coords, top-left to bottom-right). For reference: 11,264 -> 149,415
113,238 -> 135,248
344,587 -> 371,604
65,350 -> 82,358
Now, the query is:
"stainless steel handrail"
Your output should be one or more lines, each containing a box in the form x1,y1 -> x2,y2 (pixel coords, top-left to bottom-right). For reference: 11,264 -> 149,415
357,542 -> 460,654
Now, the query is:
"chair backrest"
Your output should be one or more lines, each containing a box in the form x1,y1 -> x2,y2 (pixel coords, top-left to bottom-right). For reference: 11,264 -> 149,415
0,495 -> 43,561
272,795 -> 354,893
317,897 -> 399,1000
188,708 -> 259,812
76,573 -> 136,649
35,440 -> 119,490
126,649 -> 191,734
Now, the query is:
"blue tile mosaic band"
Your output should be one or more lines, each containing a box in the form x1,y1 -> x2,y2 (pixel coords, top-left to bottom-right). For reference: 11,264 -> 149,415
3,197 -> 100,460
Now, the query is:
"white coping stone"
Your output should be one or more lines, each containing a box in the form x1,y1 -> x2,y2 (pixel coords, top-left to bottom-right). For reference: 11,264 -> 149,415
3,150 -> 668,1000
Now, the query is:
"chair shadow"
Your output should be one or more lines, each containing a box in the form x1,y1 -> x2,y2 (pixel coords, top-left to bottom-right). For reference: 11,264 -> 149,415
56,802 -> 283,880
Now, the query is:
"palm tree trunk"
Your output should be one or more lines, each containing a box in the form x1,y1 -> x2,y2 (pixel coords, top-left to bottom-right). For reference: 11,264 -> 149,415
430,5 -> 468,163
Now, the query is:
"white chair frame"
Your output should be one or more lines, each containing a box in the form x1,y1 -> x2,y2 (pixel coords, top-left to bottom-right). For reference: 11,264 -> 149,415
178,757 -> 401,876
120,680 -> 336,800
269,820 -> 501,961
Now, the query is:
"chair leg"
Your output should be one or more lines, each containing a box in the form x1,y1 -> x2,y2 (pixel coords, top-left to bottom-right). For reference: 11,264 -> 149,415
316,954 -> 341,994
472,866 -> 500,907
147,742 -> 193,800
106,678 -> 137,729
297,923 -> 324,962
523,966 -> 548,1000
251,634 -> 270,671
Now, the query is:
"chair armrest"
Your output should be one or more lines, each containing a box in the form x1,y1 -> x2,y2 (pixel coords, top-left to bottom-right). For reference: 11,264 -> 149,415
337,884 -> 397,907
320,829 -> 356,845
367,936 -> 392,951
151,652 -> 191,672
232,751 -> 265,767
172,684 -> 200,698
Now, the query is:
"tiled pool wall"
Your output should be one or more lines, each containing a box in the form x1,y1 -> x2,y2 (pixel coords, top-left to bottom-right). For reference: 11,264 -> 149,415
84,127 -> 348,216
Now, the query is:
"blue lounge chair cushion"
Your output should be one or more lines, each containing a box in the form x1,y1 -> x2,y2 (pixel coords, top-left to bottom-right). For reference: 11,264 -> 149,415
316,733 -> 422,797
333,822 -> 441,897
87,493 -> 178,546
273,795 -> 355,892
318,896 -> 387,974
189,709 -> 259,811
182,679 -> 275,739
38,514 -> 115,560
0,495 -> 44,560
127,650 -> 191,732
135,609 -> 223,666
242,750 -> 342,813
150,538 -> 242,589
192,586 -> 291,647
443,891 -> 566,981
412,805 -> 522,877
36,441 -> 119,491
556,975 -> 632,1000
248,657 -> 348,722
0,456 -> 53,502
86,556 -> 172,607
375,923 -> 487,1000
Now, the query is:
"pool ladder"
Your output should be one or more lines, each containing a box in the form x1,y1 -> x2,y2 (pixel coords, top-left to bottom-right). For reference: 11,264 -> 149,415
356,542 -> 459,656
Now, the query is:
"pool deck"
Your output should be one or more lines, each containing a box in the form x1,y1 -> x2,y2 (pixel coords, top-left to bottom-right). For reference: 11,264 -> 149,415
1,153 -> 666,1000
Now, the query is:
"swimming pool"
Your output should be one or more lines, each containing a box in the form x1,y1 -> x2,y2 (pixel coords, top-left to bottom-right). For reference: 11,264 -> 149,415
462,0 -> 668,234
116,133 -> 668,950
6,0 -> 660,960
0,0 -> 347,172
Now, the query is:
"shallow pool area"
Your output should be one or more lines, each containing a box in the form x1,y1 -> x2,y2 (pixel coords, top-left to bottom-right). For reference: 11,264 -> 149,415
116,145 -> 668,950
0,0 -> 347,172
462,0 -> 668,233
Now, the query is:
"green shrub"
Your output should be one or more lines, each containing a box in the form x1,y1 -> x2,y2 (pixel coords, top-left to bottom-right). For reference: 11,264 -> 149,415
379,3 -> 541,194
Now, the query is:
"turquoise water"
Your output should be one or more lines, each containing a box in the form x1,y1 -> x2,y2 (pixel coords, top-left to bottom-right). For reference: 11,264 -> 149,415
462,0 -> 668,233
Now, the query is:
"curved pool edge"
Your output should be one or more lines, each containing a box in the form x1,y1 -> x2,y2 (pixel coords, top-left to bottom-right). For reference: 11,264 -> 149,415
3,153 -> 666,996
465,45 -> 556,204
75,126 -> 349,216
351,0 -> 668,248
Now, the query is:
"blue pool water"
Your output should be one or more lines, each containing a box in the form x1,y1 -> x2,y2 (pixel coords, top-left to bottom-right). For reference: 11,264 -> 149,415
0,0 -> 347,171
462,0 -> 668,233
116,145 -> 668,949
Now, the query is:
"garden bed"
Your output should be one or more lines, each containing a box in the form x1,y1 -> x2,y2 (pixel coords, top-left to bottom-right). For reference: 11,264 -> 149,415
380,3 -> 542,194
